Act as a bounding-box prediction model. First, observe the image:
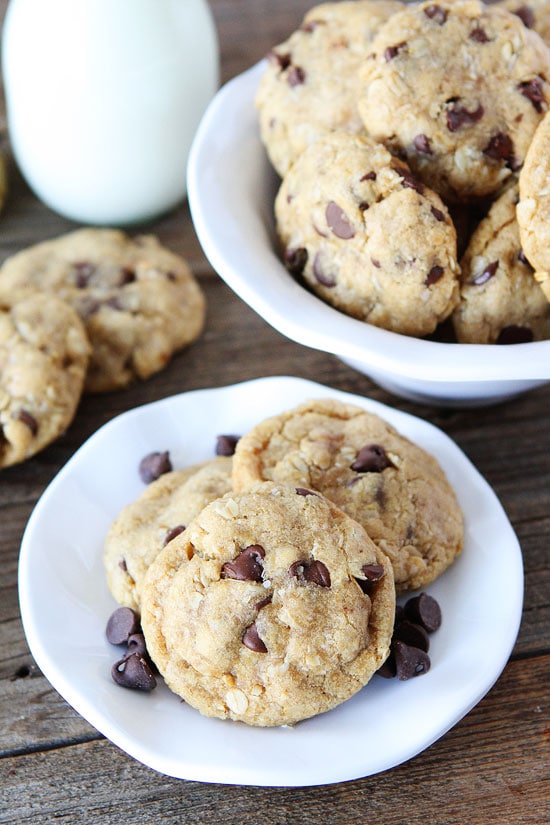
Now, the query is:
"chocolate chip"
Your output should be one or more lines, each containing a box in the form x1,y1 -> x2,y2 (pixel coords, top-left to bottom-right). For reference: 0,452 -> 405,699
469,25 -> 489,42
384,41 -> 406,61
371,257 -> 381,268
518,77 -> 545,112
284,247 -> 308,277
358,201 -> 370,212
126,632 -> 148,658
360,171 -> 377,181
472,260 -> 499,285
119,267 -> 136,285
404,593 -> 442,633
255,595 -> 273,611
398,168 -> 424,194
484,132 -> 515,166
290,559 -> 331,588
242,622 -> 268,653
72,261 -> 96,287
393,640 -> 431,680
496,325 -> 534,344
431,205 -> 446,222
425,265 -> 444,286
313,253 -> 336,287
424,4 -> 448,24
518,249 -> 533,268
376,652 -> 397,678
163,524 -> 185,545
393,620 -> 430,652
222,545 -> 265,582
351,444 -> 392,473
138,450 -> 172,484
288,65 -> 306,87
16,409 -> 38,435
267,50 -> 290,70
295,487 -> 320,497
326,201 -> 355,239
513,5 -> 535,28
215,434 -> 240,456
356,563 -> 385,595
111,653 -> 157,691
446,100 -> 484,131
414,134 -> 432,154
106,607 -> 141,646
118,558 -> 128,572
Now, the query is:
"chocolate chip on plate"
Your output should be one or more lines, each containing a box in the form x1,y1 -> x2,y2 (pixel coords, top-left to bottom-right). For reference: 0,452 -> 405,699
106,606 -> 141,646
138,450 -> 172,484
404,592 -> 442,633
393,640 -> 431,680
215,434 -> 240,456
111,653 -> 157,691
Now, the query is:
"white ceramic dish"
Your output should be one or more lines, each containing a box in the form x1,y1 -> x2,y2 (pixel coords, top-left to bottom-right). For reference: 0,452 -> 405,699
19,377 -> 522,786
187,61 -> 550,407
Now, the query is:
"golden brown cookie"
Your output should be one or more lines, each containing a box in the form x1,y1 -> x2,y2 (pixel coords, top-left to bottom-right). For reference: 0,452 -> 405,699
141,482 -> 395,727
232,399 -> 464,593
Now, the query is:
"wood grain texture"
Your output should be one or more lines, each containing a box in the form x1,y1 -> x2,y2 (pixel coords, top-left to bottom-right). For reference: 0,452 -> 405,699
0,1 -> 549,822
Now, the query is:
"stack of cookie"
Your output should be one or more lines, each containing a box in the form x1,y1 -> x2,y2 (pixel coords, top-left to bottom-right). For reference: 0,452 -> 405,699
104,398 -> 463,727
0,228 -> 205,469
256,0 -> 550,344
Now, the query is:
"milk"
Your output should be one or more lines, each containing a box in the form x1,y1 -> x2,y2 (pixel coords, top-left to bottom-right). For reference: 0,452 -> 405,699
1,0 -> 219,225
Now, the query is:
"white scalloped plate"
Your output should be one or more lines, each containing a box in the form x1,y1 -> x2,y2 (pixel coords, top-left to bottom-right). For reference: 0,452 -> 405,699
19,377 -> 523,786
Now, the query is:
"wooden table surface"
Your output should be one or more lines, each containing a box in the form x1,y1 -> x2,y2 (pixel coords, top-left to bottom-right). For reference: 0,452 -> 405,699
1,2 -> 549,823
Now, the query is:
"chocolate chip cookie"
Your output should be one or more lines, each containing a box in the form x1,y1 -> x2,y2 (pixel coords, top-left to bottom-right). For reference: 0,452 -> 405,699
232,399 -> 464,593
0,228 -> 205,392
358,0 -> 550,202
104,457 -> 233,610
453,183 -> 550,343
0,293 -> 90,468
517,109 -> 550,302
256,0 -> 403,177
275,131 -> 459,336
141,482 -> 395,727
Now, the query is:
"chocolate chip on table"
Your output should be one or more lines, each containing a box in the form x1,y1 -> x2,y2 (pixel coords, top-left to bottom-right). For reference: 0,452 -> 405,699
404,592 -> 442,633
325,201 -> 355,239
111,653 -> 157,691
222,545 -> 265,582
351,444 -> 392,473
393,640 -> 431,680
106,606 -> 141,646
138,450 -> 172,484
290,559 -> 331,588
215,434 -> 240,456
163,524 -> 186,545
242,622 -> 268,653
393,619 -> 430,652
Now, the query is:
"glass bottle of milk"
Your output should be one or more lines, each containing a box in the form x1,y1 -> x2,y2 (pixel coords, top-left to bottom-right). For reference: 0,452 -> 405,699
1,0 -> 219,225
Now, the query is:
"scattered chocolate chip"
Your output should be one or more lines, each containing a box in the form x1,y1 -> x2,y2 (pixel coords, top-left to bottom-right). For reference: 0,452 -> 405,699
164,524 -> 185,545
496,325 -> 534,344
361,171 -> 377,181
106,607 -> 141,646
288,65 -> 306,87
404,593 -> 442,633
295,487 -> 320,497
518,77 -> 545,112
72,261 -> 96,287
425,265 -> 444,286
469,25 -> 489,42
513,5 -> 535,28
267,50 -> 290,70
16,409 -> 38,435
290,559 -> 331,588
472,260 -> 499,285
326,201 -> 355,239
351,444 -> 392,473
393,640 -> 431,680
384,41 -> 406,61
414,134 -> 432,154
395,604 -> 405,626
424,4 -> 448,24
446,100 -> 484,131
484,132 -> 515,165
215,434 -> 240,456
284,247 -> 308,277
111,653 -> 157,691
376,652 -> 397,679
242,622 -> 268,653
126,632 -> 148,658
431,205 -> 446,222
138,450 -> 172,484
393,620 -> 430,652
222,545 -> 265,582
313,253 -> 337,287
